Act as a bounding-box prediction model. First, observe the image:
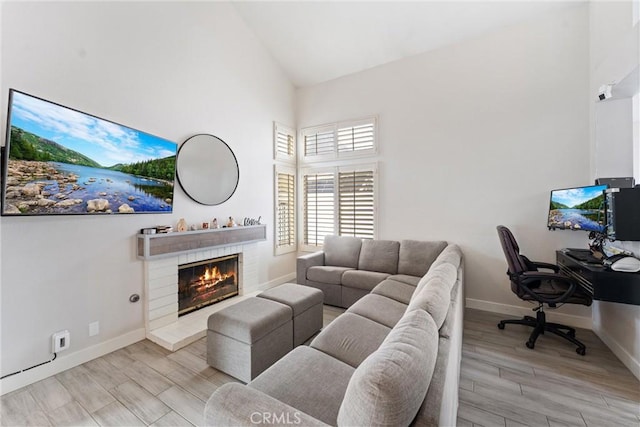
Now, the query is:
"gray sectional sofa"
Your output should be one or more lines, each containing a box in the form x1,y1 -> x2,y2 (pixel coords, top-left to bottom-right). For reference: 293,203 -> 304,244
297,235 -> 449,308
204,238 -> 464,426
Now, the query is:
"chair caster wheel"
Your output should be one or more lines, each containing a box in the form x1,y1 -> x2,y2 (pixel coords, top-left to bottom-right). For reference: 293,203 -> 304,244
576,347 -> 586,356
497,322 -> 505,330
526,341 -> 535,349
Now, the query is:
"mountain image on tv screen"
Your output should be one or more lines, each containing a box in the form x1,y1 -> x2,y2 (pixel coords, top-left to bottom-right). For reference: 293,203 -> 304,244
2,90 -> 178,215
547,185 -> 607,233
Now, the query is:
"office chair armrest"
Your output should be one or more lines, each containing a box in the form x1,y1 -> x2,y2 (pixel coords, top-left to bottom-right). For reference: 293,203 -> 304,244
521,255 -> 560,272
529,261 -> 559,273
518,271 -> 577,304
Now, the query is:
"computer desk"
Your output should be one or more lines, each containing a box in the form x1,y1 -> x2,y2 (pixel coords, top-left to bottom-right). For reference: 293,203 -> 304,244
557,249 -> 640,306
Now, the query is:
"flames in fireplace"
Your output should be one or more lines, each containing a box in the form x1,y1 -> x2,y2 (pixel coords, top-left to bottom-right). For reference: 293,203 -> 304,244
199,266 -> 234,289
178,254 -> 239,316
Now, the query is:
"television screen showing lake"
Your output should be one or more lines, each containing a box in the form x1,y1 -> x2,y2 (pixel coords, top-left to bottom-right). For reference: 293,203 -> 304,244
1,90 -> 177,216
3,161 -> 174,214
547,185 -> 607,233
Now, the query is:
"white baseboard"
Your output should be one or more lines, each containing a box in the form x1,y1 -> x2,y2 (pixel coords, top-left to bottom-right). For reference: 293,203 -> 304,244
0,328 -> 145,396
257,272 -> 297,291
465,298 -> 592,330
593,326 -> 640,381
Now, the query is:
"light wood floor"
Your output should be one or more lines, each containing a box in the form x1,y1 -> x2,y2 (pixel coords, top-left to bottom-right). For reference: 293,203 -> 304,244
1,307 -> 638,426
458,309 -> 640,427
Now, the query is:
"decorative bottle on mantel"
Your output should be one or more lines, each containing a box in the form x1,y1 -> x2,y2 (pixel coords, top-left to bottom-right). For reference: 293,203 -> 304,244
176,218 -> 188,232
227,216 -> 236,227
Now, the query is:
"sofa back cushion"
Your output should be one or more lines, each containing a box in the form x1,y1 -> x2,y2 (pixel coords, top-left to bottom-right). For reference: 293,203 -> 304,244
358,240 -> 400,274
397,240 -> 448,277
408,277 -> 451,329
430,244 -> 462,271
337,309 -> 439,427
414,262 -> 457,296
324,235 -> 362,268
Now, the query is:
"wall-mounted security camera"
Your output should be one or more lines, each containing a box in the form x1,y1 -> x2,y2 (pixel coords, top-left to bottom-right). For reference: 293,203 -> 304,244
598,84 -> 613,101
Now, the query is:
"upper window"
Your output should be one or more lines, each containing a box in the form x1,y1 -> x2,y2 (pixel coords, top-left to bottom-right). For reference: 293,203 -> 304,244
300,116 -> 377,163
274,122 -> 296,163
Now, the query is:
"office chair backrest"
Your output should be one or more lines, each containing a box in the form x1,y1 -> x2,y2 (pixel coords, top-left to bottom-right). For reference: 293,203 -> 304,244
496,225 -> 529,276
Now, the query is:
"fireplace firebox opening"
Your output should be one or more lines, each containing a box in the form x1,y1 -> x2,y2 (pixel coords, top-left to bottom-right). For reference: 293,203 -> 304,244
178,254 -> 239,316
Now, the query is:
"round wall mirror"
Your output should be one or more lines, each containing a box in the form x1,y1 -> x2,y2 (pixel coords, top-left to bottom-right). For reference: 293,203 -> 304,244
176,134 -> 239,205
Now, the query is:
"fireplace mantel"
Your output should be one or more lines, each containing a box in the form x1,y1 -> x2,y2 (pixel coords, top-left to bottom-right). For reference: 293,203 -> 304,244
137,224 -> 266,260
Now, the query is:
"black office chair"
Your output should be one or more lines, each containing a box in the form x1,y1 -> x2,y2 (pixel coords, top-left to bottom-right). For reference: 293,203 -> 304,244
496,225 -> 593,355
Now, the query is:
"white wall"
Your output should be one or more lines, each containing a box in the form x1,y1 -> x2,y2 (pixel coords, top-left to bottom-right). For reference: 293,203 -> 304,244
297,5 -> 592,323
589,0 -> 640,380
0,2 -> 295,387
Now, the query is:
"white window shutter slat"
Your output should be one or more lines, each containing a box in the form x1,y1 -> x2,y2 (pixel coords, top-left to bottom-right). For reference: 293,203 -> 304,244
274,165 -> 296,255
338,169 -> 375,239
303,172 -> 335,247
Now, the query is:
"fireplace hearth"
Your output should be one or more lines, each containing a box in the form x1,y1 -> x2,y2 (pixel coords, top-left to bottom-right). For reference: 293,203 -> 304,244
178,254 -> 239,316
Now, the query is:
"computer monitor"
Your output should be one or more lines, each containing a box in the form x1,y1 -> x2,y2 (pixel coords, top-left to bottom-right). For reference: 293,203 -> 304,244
547,185 -> 608,233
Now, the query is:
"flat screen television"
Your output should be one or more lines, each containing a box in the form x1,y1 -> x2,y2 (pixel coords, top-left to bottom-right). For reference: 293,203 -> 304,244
1,90 -> 177,216
547,184 -> 608,233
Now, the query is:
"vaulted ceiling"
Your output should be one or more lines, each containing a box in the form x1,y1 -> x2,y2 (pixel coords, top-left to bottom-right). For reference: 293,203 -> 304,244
233,1 -> 582,87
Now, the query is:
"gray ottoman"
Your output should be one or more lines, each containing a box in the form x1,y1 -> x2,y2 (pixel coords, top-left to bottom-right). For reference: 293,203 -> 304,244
207,297 -> 292,383
258,283 -> 324,346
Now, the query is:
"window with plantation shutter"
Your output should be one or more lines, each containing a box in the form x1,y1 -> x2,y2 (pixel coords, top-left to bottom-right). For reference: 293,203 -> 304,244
338,169 -> 375,239
303,126 -> 335,158
274,123 -> 295,162
299,116 -> 378,250
300,117 -> 376,163
337,121 -> 375,154
301,165 -> 376,250
303,171 -> 335,248
274,165 -> 296,255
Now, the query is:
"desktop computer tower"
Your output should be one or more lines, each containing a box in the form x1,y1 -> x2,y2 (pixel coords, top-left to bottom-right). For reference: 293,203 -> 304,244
605,187 -> 640,241
596,177 -> 635,188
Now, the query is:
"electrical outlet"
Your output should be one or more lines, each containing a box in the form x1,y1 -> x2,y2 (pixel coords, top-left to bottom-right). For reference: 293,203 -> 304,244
89,321 -> 99,337
52,330 -> 70,352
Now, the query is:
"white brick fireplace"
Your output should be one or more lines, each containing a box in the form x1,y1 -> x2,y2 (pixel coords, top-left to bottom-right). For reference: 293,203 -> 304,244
137,225 -> 267,350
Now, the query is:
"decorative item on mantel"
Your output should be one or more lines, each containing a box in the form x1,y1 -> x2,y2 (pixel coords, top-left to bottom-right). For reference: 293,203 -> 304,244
176,218 -> 188,232
211,218 -> 218,229
226,216 -> 236,227
244,216 -> 261,226
155,225 -> 172,234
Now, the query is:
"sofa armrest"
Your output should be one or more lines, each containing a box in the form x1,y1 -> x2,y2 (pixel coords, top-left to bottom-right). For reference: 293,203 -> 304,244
204,383 -> 328,426
297,251 -> 325,285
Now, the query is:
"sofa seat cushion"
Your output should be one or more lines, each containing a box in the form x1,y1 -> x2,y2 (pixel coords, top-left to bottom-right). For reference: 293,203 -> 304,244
397,240 -> 448,277
371,279 -> 416,305
307,266 -> 353,285
337,309 -> 439,427
387,274 -> 420,287
324,235 -> 362,268
249,346 -> 354,426
358,240 -> 400,274
346,294 -> 407,328
342,270 -> 390,291
310,313 -> 390,368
